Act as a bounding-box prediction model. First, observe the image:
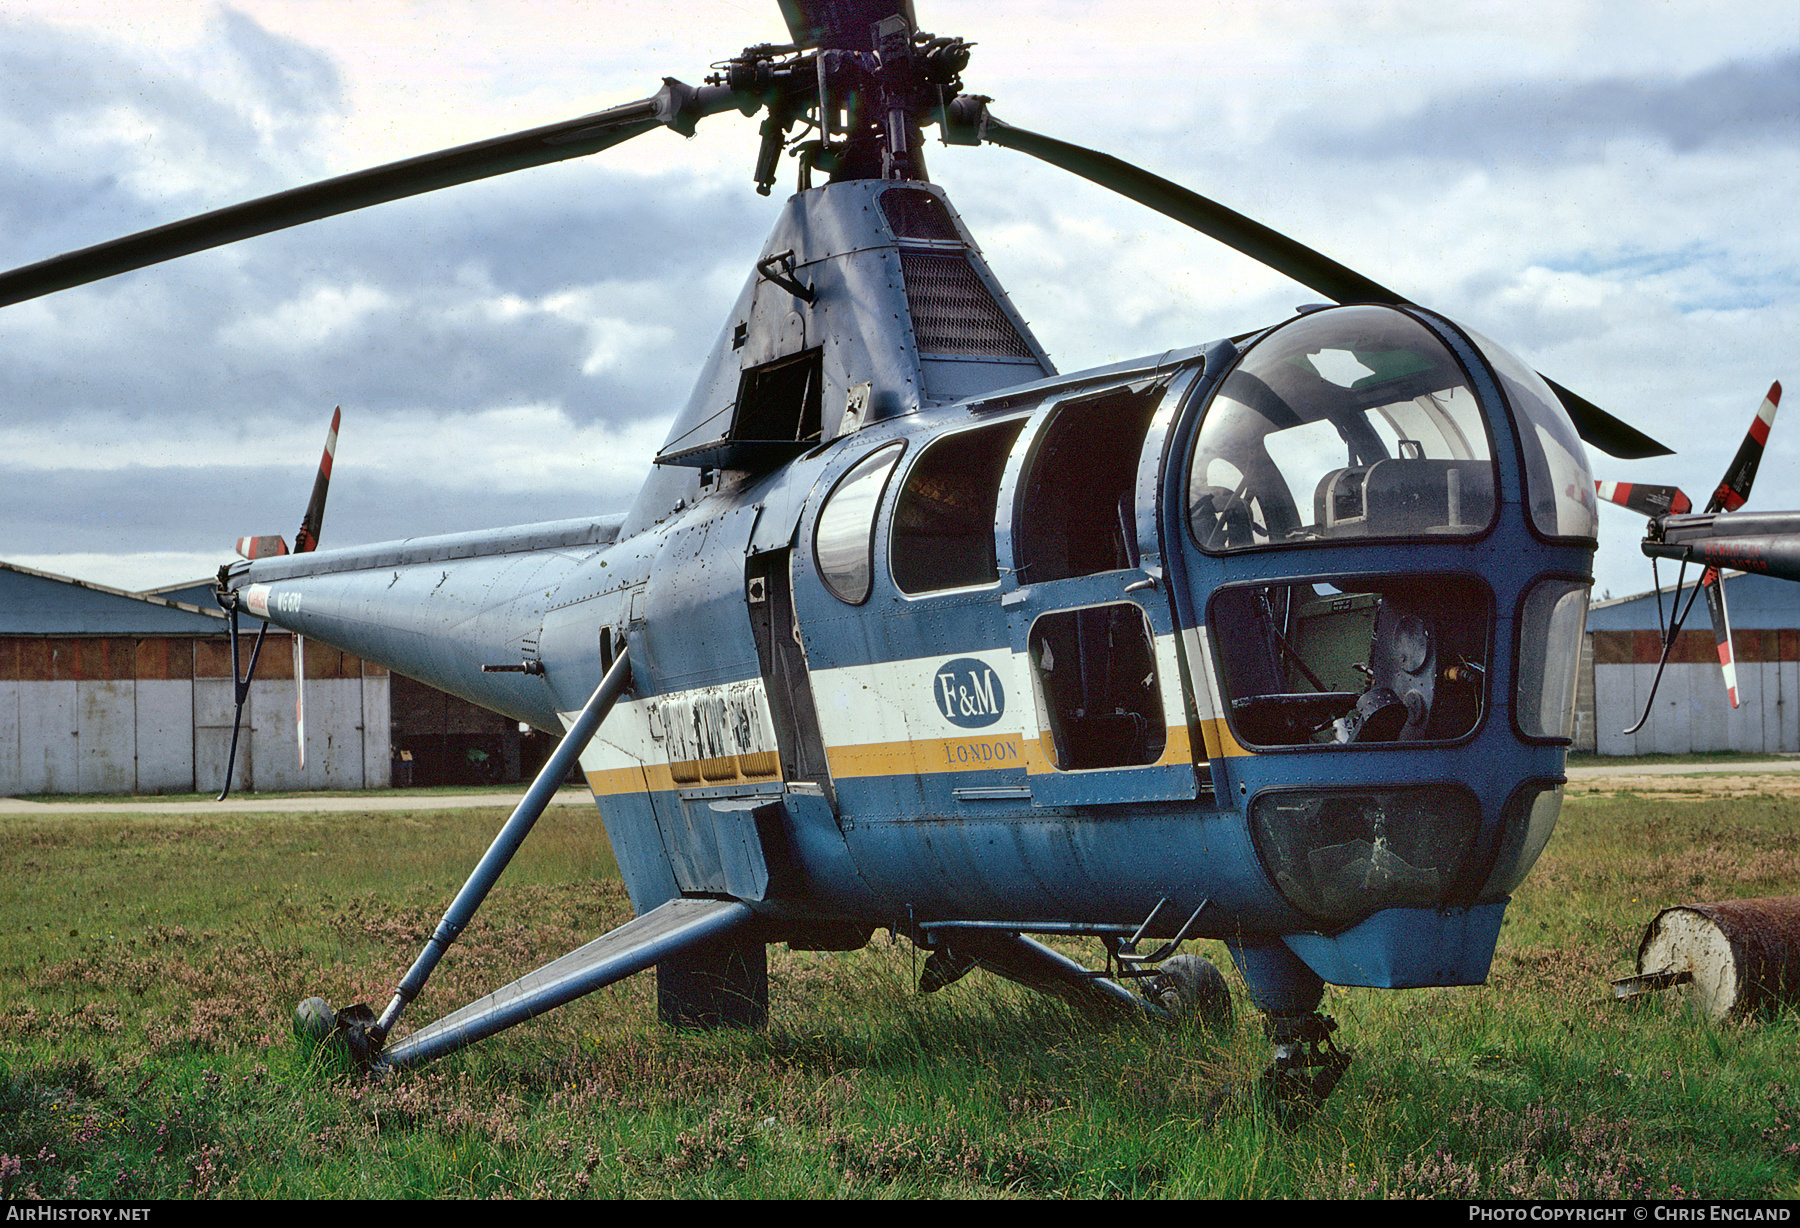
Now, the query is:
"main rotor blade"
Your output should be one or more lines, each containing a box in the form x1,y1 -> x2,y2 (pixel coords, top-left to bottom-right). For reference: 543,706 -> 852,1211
974,112 -> 1673,459
0,85 -> 734,309
979,114 -> 1401,306
1535,377 -> 1672,460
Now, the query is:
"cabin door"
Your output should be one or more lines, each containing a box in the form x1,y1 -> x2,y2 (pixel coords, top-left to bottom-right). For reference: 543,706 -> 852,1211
1000,384 -> 1201,807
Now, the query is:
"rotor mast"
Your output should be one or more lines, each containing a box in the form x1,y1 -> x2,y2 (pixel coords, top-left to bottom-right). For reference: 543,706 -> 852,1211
713,1 -> 971,194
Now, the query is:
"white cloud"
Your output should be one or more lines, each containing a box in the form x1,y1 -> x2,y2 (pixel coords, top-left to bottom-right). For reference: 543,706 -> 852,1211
219,282 -> 394,351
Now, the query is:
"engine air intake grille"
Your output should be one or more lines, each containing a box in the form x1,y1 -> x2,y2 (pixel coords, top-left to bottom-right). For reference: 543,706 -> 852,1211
899,250 -> 1034,359
880,187 -> 960,242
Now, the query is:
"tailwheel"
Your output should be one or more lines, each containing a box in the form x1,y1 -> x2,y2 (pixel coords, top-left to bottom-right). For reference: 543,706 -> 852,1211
291,997 -> 383,1071
1259,1011 -> 1351,1128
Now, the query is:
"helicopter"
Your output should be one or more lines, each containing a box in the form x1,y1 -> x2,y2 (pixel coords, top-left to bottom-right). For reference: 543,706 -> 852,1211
0,0 -> 1717,1110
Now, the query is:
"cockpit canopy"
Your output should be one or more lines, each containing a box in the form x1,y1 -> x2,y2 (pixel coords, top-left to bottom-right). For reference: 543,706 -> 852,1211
1189,306 -> 1497,552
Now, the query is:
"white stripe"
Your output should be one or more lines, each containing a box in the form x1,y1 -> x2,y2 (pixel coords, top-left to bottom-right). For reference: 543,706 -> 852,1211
566,678 -> 779,776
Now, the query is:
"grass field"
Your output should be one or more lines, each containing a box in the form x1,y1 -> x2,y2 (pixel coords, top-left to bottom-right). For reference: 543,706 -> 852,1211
2,786 -> 1797,1199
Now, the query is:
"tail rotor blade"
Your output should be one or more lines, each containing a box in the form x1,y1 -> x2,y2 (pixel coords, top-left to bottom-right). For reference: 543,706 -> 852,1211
1708,381 -> 1781,513
1701,569 -> 1739,709
1596,481 -> 1692,518
235,535 -> 291,560
294,634 -> 308,769
295,407 -> 341,554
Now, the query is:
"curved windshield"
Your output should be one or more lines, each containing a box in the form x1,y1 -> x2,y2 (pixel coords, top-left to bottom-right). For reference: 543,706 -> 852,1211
1189,306 -> 1496,552
1463,326 -> 1598,541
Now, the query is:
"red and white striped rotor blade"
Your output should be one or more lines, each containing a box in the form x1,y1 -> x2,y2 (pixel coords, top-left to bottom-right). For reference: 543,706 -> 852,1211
294,406 -> 341,554
294,633 -> 308,769
1595,481 -> 1692,518
1700,568 -> 1739,709
234,534 -> 291,560
1709,381 -> 1780,513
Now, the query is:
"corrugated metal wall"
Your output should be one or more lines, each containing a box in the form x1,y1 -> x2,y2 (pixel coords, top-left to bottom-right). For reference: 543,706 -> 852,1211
0,635 -> 390,795
1588,628 -> 1800,756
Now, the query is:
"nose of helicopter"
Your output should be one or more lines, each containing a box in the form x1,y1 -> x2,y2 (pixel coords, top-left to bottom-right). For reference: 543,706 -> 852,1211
1160,305 -> 1597,983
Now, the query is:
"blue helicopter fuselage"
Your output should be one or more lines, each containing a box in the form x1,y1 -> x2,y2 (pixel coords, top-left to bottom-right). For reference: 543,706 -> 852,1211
233,178 -> 1597,1001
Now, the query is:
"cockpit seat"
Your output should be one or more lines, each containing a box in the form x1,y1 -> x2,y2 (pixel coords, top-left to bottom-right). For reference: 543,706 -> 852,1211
1313,459 -> 1494,538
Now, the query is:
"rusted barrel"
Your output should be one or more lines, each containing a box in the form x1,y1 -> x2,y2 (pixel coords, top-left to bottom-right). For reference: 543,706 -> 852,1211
1628,896 -> 1800,1020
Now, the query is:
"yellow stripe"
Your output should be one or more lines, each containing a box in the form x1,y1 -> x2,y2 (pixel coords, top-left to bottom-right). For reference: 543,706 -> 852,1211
1198,716 -> 1252,758
830,732 -> 1028,779
1022,723 -> 1196,775
832,724 -> 1198,780
584,763 -> 656,799
586,722 -> 1238,799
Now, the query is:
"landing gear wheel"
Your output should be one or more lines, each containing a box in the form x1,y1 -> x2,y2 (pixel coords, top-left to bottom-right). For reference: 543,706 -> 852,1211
1148,954 -> 1233,1030
1259,1011 -> 1351,1128
335,1003 -> 382,1069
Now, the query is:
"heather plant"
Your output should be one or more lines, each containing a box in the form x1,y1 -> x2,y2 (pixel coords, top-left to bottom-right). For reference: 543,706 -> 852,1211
2,790 -> 1798,1199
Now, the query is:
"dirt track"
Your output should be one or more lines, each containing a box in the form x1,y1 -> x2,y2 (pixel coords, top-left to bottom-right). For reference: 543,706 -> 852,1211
1566,760 -> 1800,799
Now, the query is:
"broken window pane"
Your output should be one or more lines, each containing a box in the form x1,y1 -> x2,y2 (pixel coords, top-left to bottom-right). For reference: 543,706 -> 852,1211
1251,785 -> 1483,923
892,419 -> 1025,593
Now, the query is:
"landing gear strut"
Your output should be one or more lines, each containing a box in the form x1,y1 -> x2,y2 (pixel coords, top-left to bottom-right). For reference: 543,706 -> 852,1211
1225,938 -> 1353,1123
1260,1010 -> 1351,1126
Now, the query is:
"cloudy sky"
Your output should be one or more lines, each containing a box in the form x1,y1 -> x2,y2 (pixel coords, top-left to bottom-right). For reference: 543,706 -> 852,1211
0,0 -> 1794,604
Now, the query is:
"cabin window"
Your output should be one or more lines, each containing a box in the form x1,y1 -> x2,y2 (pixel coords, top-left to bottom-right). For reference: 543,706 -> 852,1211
1189,306 -> 1496,552
1479,781 -> 1564,900
1210,575 -> 1490,748
814,443 -> 903,605
1514,577 -> 1588,741
892,419 -> 1025,594
1250,785 -> 1483,924
1015,387 -> 1161,583
1029,603 -> 1167,770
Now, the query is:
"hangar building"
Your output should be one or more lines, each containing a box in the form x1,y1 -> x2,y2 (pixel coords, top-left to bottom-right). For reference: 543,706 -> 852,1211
0,562 -> 389,794
2,563 -> 554,794
1580,572 -> 1799,756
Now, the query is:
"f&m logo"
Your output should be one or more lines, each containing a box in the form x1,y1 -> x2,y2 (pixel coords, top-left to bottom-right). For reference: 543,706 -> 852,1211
933,657 -> 1005,728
